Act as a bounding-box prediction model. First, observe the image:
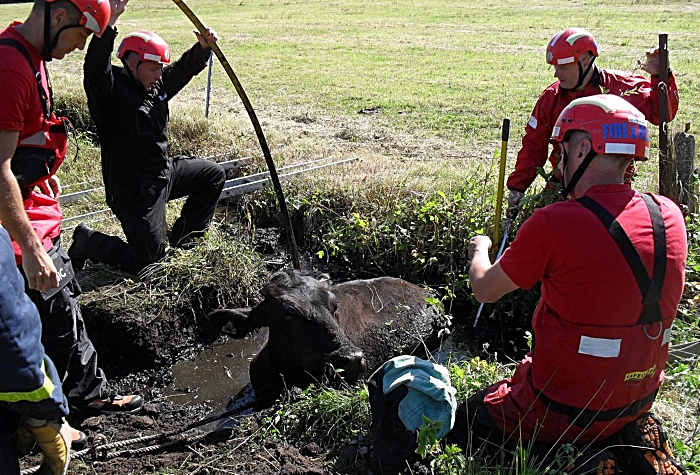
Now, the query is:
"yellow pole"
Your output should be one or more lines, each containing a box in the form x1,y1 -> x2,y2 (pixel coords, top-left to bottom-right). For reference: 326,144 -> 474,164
493,118 -> 510,257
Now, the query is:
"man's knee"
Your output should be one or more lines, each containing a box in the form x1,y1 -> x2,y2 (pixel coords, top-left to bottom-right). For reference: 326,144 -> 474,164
205,160 -> 226,193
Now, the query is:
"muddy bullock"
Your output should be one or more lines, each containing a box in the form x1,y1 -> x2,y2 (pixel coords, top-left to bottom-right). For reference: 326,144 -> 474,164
208,269 -> 447,402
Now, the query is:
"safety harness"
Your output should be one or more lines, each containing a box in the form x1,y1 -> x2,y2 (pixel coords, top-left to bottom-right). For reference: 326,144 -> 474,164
578,193 -> 667,329
0,38 -> 71,195
541,193 -> 667,427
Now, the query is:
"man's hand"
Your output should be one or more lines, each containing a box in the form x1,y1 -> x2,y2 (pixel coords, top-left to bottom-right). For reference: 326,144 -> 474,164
468,235 -> 492,261
18,418 -> 71,475
108,0 -> 129,29
196,28 -> 218,49
37,176 -> 61,199
637,47 -> 662,76
507,190 -> 524,212
23,247 -> 59,291
468,234 -> 518,303
0,131 -> 59,291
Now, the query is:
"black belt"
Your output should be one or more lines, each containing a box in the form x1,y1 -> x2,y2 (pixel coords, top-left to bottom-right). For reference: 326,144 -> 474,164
540,388 -> 658,428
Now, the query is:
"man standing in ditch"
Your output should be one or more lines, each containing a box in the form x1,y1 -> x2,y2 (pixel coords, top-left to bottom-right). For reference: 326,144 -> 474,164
462,95 -> 687,475
0,0 -> 143,426
507,28 -> 679,209
70,0 -> 226,276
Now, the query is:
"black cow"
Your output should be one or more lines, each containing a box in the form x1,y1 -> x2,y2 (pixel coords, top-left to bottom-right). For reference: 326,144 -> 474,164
208,269 -> 447,403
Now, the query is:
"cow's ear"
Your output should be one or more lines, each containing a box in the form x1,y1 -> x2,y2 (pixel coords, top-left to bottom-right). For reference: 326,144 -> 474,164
276,294 -> 309,320
207,308 -> 253,337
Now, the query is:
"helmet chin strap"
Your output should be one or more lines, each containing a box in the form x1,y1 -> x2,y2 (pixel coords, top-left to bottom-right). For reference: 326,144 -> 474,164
561,149 -> 598,199
43,3 -> 82,61
562,57 -> 596,91
120,57 -> 149,91
43,3 -> 53,61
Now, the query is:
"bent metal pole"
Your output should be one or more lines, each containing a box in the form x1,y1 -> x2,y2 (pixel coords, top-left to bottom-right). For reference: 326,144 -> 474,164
472,208 -> 517,328
493,117 -> 510,254
171,0 -> 301,269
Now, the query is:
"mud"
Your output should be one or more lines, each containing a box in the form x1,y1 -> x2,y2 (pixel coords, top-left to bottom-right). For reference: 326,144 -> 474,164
17,225 -> 530,475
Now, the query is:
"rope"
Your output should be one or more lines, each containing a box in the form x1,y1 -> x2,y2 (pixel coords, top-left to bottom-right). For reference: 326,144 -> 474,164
20,399 -> 260,474
103,430 -> 208,460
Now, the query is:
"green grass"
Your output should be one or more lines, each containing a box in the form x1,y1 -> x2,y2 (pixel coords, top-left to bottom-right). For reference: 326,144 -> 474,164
3,0 -> 700,473
4,0 -> 699,154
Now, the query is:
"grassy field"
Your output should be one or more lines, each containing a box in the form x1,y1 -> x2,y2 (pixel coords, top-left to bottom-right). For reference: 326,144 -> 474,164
2,0 -> 700,473
3,0 -> 699,182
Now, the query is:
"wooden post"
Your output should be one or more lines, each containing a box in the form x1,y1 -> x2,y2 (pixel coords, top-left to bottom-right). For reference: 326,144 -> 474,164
658,34 -> 671,197
675,124 -> 697,212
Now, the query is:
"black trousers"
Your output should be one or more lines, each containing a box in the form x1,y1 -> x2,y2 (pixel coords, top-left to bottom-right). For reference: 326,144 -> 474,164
21,241 -> 107,406
0,408 -> 20,475
92,156 -> 225,275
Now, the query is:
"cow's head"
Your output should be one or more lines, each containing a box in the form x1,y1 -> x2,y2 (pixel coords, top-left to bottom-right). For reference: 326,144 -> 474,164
208,269 -> 366,387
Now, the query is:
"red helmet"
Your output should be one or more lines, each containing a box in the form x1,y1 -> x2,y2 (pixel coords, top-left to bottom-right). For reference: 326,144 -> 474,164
546,28 -> 599,66
117,31 -> 171,64
48,0 -> 111,37
551,94 -> 650,161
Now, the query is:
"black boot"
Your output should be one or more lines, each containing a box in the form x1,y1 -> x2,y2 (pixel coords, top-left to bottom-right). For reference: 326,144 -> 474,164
614,412 -> 687,475
68,224 -> 96,270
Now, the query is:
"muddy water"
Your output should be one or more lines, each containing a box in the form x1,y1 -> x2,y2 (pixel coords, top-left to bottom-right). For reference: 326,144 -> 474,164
164,322 -> 477,416
164,329 -> 269,417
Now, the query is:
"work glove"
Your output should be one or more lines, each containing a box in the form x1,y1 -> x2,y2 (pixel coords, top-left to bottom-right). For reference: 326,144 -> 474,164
507,190 -> 524,212
17,417 -> 71,475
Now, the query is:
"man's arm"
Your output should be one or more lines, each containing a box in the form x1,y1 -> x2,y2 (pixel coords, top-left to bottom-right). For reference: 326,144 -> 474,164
610,48 -> 680,126
83,26 -> 118,132
468,235 -> 519,303
0,130 -> 58,291
161,28 -> 217,99
638,48 -> 680,122
506,89 -> 558,193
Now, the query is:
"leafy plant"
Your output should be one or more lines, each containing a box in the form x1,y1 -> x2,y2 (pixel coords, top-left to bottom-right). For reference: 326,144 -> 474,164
416,416 -> 469,474
260,382 -> 371,448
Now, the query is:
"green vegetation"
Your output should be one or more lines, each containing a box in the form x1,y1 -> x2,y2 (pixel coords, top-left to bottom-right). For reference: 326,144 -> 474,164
2,0 -> 699,473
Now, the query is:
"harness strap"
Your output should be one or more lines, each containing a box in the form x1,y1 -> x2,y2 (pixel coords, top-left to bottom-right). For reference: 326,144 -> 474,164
0,38 -> 52,118
540,388 -> 658,428
577,193 -> 667,325
561,149 -> 597,199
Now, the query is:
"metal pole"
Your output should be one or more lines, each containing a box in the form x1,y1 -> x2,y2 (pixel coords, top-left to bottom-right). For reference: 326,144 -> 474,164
493,118 -> 510,255
205,51 -> 213,118
473,211 -> 516,328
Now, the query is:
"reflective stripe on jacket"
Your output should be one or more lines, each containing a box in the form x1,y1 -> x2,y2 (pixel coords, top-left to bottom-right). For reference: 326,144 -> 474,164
0,226 -> 68,420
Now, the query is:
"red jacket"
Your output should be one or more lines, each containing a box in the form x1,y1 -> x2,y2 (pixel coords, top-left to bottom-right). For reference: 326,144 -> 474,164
0,24 -> 66,265
507,68 -> 679,192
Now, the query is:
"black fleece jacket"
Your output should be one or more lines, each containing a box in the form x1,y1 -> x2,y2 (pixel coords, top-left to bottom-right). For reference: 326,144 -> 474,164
83,27 -> 210,207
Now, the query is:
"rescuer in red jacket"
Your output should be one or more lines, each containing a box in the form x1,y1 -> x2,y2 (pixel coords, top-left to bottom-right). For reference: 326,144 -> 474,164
507,28 -> 679,209
0,0 -> 143,424
459,95 -> 687,475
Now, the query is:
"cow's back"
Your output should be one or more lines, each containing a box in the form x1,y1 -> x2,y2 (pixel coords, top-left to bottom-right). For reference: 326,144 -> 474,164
333,277 -> 442,374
